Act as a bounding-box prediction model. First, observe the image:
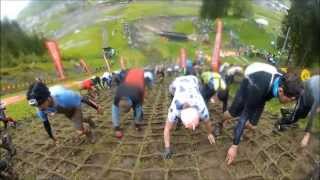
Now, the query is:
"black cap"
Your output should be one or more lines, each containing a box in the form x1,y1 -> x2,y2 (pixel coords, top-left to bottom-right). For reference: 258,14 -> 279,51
26,82 -> 50,106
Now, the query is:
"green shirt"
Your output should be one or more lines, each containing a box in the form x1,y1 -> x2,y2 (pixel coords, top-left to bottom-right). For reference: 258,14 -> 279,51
201,71 -> 226,91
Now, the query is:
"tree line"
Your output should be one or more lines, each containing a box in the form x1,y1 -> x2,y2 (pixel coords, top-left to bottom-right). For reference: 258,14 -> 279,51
200,0 -> 252,19
0,18 -> 48,68
277,0 -> 320,67
201,0 -> 319,67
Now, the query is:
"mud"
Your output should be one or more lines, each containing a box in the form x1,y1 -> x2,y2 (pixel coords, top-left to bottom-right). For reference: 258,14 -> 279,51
6,78 -> 320,179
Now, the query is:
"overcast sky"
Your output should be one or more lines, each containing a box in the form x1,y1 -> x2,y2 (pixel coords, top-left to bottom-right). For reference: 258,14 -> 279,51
1,0 -> 30,20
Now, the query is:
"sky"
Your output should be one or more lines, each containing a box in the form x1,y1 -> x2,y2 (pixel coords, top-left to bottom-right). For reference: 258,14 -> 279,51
0,0 -> 30,20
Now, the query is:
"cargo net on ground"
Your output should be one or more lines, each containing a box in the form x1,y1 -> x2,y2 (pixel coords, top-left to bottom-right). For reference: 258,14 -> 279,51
9,78 -> 320,180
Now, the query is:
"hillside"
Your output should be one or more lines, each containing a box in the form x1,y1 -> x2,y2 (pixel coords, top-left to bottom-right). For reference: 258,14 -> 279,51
4,0 -> 285,85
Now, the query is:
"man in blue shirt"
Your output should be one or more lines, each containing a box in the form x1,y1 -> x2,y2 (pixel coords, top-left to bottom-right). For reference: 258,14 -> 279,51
26,82 -> 103,144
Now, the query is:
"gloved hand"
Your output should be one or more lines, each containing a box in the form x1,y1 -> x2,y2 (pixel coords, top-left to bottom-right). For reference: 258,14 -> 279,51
163,147 -> 173,159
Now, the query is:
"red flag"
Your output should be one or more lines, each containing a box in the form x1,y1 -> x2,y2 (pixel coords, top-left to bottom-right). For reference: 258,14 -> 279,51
180,48 -> 187,68
45,40 -> 65,79
211,19 -> 223,72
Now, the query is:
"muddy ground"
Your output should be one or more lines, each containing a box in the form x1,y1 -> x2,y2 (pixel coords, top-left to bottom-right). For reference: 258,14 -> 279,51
7,78 -> 320,180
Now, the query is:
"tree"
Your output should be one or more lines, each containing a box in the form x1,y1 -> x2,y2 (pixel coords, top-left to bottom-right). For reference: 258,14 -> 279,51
278,0 -> 320,67
230,0 -> 252,18
0,18 -> 47,67
200,0 -> 231,19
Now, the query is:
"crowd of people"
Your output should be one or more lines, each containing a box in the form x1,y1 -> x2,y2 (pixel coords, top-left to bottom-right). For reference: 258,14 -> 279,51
1,58 -> 319,177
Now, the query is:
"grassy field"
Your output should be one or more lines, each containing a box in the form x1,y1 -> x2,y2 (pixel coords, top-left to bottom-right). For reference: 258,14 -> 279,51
105,2 -> 199,20
223,17 -> 275,52
174,20 -> 196,34
5,100 -> 36,121
56,1 -> 283,71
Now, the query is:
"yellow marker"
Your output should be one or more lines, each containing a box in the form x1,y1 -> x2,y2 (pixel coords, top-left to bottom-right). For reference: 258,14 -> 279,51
280,67 -> 287,73
301,69 -> 311,81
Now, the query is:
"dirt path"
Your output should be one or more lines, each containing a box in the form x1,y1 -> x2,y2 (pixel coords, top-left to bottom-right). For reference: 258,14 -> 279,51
8,78 -> 319,179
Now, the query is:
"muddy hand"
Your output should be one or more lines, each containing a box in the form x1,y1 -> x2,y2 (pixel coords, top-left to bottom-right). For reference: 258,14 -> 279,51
226,145 -> 238,165
300,132 -> 310,147
52,138 -> 59,146
115,130 -> 123,139
207,133 -> 216,144
97,106 -> 104,115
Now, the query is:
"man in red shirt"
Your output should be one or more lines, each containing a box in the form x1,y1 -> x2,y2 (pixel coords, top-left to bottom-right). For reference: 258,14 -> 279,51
111,68 -> 145,138
80,79 -> 98,99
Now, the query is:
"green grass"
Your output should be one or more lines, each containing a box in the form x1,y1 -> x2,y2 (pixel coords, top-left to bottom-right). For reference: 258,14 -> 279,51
106,2 -> 199,21
222,56 -> 247,65
57,1 -> 282,70
44,19 -> 62,32
223,17 -> 275,51
0,58 -> 105,84
252,4 -> 284,33
5,100 -> 36,121
174,20 -> 195,34
221,3 -> 286,52
59,24 -> 104,59
58,19 -> 146,70
5,1 -> 288,121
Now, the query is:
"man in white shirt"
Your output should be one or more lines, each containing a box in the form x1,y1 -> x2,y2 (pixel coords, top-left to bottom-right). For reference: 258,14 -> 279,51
163,75 -> 215,159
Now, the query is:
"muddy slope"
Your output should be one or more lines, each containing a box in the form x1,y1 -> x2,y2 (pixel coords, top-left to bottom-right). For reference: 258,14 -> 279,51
8,78 -> 319,180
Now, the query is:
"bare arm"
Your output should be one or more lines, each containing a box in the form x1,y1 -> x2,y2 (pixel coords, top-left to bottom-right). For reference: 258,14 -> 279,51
204,119 -> 213,135
305,102 -> 319,132
204,119 -> 215,144
164,120 -> 174,148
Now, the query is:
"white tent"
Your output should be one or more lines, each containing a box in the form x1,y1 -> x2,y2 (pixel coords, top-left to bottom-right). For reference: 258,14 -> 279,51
255,18 -> 269,26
